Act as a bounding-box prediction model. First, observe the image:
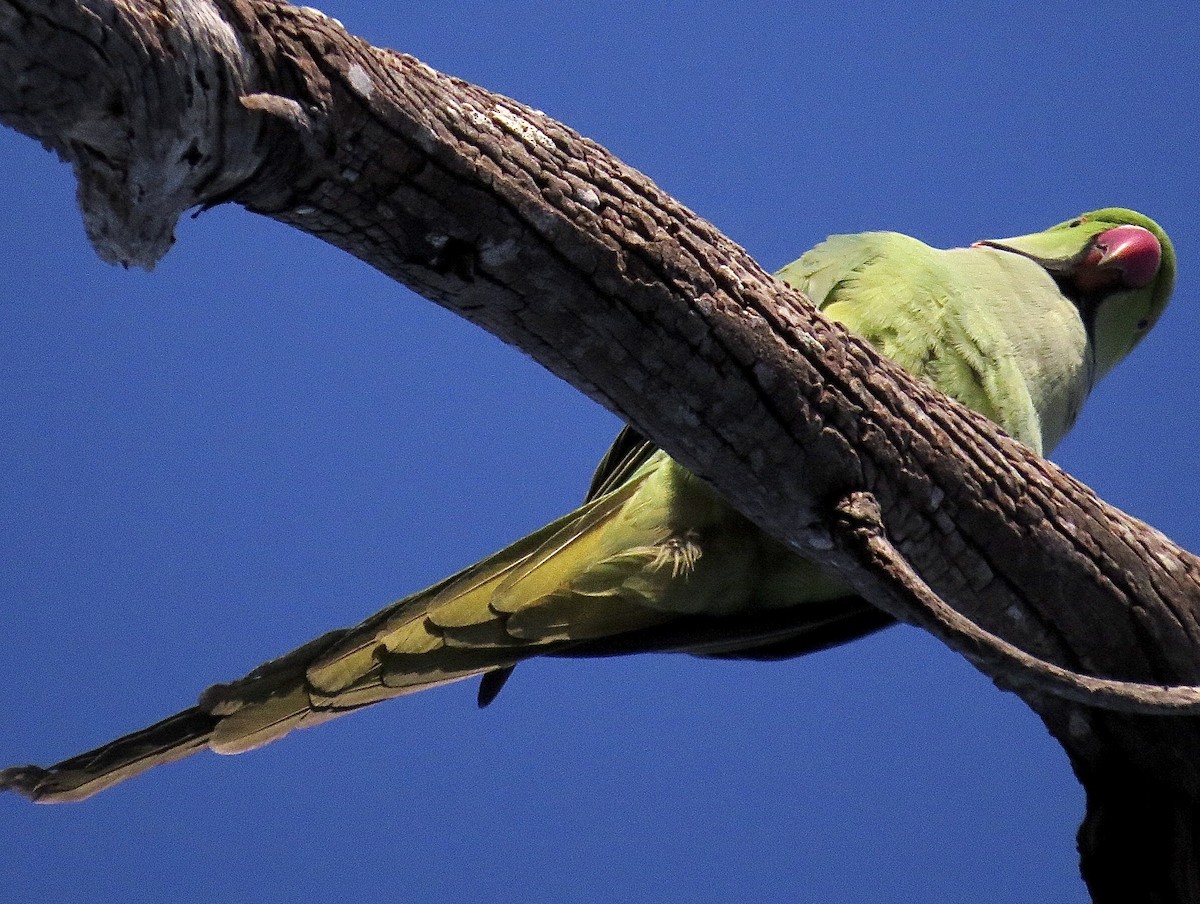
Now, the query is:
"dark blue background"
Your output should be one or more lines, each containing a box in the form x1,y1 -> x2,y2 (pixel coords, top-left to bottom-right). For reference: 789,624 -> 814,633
3,3 -> 1197,901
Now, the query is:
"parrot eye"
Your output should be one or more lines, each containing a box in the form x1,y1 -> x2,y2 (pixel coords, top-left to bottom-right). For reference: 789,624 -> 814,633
1068,217 -> 1086,228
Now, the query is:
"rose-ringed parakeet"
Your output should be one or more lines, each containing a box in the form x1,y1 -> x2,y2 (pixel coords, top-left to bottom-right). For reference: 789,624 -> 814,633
0,207 -> 1174,802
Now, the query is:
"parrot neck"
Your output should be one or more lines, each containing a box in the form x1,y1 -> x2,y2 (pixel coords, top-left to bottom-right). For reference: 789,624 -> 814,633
948,247 -> 1093,454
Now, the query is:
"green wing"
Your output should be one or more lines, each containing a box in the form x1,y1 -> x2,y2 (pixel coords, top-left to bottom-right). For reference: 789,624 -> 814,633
584,425 -> 658,502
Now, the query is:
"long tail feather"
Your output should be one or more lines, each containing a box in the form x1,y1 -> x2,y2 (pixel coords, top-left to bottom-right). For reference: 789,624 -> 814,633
0,625 -> 516,803
0,709 -> 219,803
1,440 -> 883,803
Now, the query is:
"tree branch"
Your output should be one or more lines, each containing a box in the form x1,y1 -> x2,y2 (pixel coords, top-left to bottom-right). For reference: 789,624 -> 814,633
2,0 -> 1199,899
831,491 -> 1200,715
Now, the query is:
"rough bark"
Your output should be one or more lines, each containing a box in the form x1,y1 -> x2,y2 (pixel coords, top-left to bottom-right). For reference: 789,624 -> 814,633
1,1 -> 1198,899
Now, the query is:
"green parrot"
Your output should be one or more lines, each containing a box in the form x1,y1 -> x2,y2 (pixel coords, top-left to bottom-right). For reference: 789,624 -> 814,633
0,207 -> 1174,803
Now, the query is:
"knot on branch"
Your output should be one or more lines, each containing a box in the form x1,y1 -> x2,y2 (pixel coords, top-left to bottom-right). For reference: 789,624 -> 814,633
239,93 -> 322,148
830,490 -> 887,548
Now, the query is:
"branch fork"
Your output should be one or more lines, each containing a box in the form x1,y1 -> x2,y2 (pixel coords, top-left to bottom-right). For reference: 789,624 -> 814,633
831,491 -> 1200,715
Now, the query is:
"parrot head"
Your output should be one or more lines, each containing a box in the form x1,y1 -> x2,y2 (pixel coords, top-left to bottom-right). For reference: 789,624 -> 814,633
974,207 -> 1175,383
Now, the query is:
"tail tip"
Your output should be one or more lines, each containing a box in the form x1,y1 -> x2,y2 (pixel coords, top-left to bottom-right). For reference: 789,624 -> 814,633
0,765 -> 54,802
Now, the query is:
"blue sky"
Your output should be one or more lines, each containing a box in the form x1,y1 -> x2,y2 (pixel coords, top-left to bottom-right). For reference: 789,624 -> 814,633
2,2 -> 1197,902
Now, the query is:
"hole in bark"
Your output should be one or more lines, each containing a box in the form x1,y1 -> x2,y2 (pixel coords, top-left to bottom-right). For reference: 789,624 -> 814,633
428,236 -> 477,281
180,143 -> 203,167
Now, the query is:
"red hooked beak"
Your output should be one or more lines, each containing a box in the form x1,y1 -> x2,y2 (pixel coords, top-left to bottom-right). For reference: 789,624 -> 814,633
1085,224 -> 1162,291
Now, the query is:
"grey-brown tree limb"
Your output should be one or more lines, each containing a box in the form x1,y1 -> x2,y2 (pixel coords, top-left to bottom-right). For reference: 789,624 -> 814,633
1,1 -> 1198,900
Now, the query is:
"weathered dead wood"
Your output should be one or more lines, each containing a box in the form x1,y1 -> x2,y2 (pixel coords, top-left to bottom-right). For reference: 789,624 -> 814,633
1,1 -> 1198,899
